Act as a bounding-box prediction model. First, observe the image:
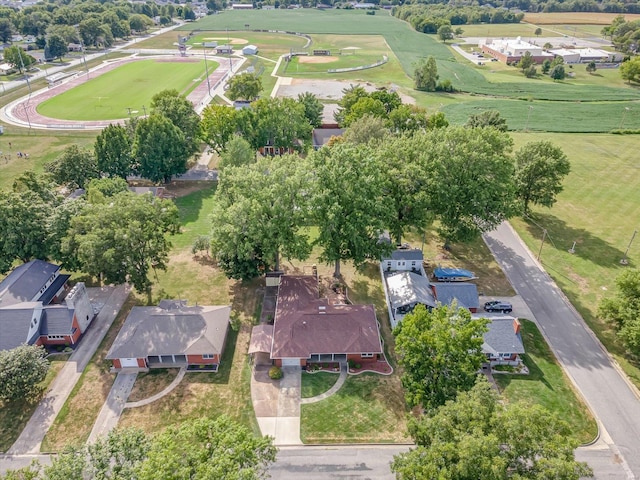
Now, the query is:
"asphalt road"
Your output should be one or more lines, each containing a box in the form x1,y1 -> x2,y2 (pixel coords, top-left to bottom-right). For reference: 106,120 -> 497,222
269,446 -> 409,480
484,222 -> 640,479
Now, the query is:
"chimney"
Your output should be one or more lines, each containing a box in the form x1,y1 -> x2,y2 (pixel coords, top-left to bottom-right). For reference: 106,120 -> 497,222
513,319 -> 521,335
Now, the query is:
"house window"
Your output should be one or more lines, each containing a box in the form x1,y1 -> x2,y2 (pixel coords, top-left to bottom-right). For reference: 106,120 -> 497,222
202,354 -> 214,359
47,335 -> 65,340
500,353 -> 512,358
361,353 -> 374,358
411,261 -> 416,266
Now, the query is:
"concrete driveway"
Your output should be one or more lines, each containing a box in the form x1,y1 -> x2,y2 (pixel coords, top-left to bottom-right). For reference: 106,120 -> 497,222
8,284 -> 130,455
485,222 -> 640,478
87,372 -> 137,444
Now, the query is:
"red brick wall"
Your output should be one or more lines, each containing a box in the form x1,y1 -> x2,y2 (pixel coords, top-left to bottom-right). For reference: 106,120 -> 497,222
137,358 -> 146,368
346,353 -> 378,363
113,359 -> 122,369
187,354 -> 220,365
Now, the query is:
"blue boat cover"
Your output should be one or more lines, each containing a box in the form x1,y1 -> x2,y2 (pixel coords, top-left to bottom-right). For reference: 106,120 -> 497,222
433,267 -> 475,280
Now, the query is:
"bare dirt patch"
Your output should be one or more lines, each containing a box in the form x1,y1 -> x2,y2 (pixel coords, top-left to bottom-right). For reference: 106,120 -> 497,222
298,55 -> 339,64
204,37 -> 249,45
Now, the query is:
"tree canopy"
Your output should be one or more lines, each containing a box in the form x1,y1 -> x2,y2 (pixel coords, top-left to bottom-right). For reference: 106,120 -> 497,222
514,140 -> 570,214
150,89 -> 201,157
226,72 -> 263,101
94,124 -> 133,179
394,304 -> 488,410
413,56 -> 438,92
200,104 -> 238,154
465,110 -> 508,132
45,145 -> 99,190
599,269 -> 640,354
392,378 -> 593,480
0,345 -> 49,403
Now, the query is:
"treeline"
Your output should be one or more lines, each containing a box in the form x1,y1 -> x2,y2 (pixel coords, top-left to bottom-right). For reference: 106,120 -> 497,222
603,15 -> 640,52
392,4 -> 523,34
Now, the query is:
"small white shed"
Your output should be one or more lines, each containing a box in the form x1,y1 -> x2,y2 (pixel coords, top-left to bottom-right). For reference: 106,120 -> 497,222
242,44 -> 258,55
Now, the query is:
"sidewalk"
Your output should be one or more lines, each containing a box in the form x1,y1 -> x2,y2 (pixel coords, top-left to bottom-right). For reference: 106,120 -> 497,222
8,284 -> 130,454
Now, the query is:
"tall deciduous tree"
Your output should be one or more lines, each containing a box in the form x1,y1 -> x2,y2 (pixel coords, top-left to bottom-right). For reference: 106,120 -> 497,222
219,134 -> 254,170
0,191 -> 50,273
387,104 -> 430,134
133,114 -> 190,183
244,97 -> 312,151
393,304 -> 488,410
3,46 -> 36,72
137,416 -> 276,480
297,91 -> 323,128
620,57 -> 640,84
342,114 -> 390,145
517,51 -> 535,72
0,19 -> 12,44
62,192 -> 180,293
0,345 -> 49,403
514,141 -> 570,214
599,269 -> 640,354
342,97 -> 386,127
414,56 -> 438,92
334,84 -> 370,126
437,24 -> 454,42
425,126 -> 517,243
226,72 -> 263,101
392,378 -> 593,479
151,89 -> 201,156
211,155 -> 312,279
95,124 -> 133,179
45,145 -> 99,189
311,143 -> 393,277
44,33 -> 67,61
200,104 -> 237,154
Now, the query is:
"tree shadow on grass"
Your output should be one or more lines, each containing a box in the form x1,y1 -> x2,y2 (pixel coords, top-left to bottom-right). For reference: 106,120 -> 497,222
172,183 -> 216,228
229,277 -> 263,324
523,212 -> 630,269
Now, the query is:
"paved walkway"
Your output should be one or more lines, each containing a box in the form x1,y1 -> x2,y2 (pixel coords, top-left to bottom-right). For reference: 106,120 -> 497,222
9,284 -> 130,454
87,372 -> 137,444
300,363 -> 347,405
125,368 -> 186,408
253,366 -> 302,446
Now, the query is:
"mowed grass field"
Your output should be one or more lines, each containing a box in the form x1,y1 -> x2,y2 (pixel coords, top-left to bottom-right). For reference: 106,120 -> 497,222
508,132 -> 640,388
37,58 -> 216,121
523,12 -> 640,24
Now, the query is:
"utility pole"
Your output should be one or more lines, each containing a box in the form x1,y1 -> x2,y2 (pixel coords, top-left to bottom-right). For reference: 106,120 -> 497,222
537,228 -> 547,261
203,47 -> 211,96
621,230 -> 637,265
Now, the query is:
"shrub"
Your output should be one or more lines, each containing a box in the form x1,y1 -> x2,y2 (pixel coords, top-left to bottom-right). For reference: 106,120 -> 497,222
348,359 -> 356,368
268,366 -> 283,380
355,363 -> 362,369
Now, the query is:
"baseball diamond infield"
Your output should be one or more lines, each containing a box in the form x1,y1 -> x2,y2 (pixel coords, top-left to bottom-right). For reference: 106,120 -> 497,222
2,55 -> 242,130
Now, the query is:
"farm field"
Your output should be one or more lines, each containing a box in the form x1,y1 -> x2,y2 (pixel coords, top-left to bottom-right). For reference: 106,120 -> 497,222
523,12 -> 640,24
508,132 -> 640,388
37,58 -> 215,121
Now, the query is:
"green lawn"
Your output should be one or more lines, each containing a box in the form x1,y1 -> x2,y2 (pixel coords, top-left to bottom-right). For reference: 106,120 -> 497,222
171,183 -> 217,250
508,132 -> 640,389
37,59 -> 217,121
301,372 -> 339,398
300,373 -> 409,443
494,320 -> 597,444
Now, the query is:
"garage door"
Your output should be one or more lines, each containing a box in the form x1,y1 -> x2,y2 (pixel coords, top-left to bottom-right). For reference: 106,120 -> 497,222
281,358 -> 300,367
120,358 -> 139,368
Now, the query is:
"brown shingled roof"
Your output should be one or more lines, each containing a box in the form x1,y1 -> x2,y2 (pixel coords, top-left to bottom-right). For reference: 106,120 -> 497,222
271,275 -> 383,359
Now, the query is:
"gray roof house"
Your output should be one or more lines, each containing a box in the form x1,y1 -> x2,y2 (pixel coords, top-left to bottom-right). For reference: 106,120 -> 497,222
386,271 -> 436,328
106,302 -> 230,371
0,259 -> 69,308
474,315 -> 525,365
432,282 -> 480,312
381,248 -> 424,273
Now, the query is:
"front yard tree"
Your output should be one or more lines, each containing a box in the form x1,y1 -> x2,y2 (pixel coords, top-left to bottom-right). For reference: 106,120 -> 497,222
226,72 -> 263,101
3,46 -> 36,73
393,305 -> 488,410
297,91 -> 323,128
414,56 -> 438,92
311,143 -> 394,278
151,89 -> 201,157
392,378 -> 593,480
219,134 -> 254,170
514,140 -> 570,214
426,126 -> 517,243
45,33 -> 68,61
133,114 -> 191,183
95,124 -> 133,179
62,192 -> 180,293
599,269 -> 640,354
247,97 -> 312,152
0,345 -> 49,403
46,145 -> 99,190
211,155 -> 312,278
200,104 -> 237,154
137,416 -> 276,480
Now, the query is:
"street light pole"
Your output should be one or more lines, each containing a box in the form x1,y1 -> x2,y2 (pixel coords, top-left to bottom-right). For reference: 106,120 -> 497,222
537,228 -> 547,261
525,105 -> 533,131
203,47 -> 211,96
621,230 -> 637,265
619,107 -> 630,129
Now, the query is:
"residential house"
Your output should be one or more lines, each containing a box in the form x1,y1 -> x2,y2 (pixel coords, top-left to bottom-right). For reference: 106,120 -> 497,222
0,260 -> 93,351
249,275 -> 383,367
312,128 -> 344,150
474,315 -> 525,365
106,300 -> 230,371
381,248 -> 424,273
385,271 -> 436,328
431,283 -> 479,313
67,43 -> 83,52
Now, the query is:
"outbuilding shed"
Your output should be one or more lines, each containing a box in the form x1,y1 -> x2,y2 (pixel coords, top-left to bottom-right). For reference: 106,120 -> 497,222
242,44 -> 258,55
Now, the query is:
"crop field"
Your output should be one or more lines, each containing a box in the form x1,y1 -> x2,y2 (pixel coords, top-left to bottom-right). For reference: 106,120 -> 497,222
37,58 -> 215,121
523,12 -> 640,24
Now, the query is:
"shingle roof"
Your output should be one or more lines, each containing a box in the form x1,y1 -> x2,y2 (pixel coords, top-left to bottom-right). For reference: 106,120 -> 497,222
0,260 -> 60,308
40,307 -> 73,336
386,271 -> 436,310
271,276 -> 382,359
381,249 -> 424,262
432,283 -> 479,310
248,324 -> 274,354
312,128 -> 344,147
476,316 -> 525,355
106,304 -> 230,359
0,303 -> 41,351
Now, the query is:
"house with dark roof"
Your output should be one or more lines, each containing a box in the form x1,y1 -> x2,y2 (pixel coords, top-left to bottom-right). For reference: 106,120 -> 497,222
474,315 -> 525,365
432,283 -> 479,313
381,248 -> 424,274
311,128 -> 344,150
106,301 -> 230,371
249,275 -> 383,368
0,260 -> 93,351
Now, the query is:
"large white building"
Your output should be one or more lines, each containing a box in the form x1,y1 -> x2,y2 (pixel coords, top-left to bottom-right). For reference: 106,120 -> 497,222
549,47 -> 622,63
480,37 -> 553,63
